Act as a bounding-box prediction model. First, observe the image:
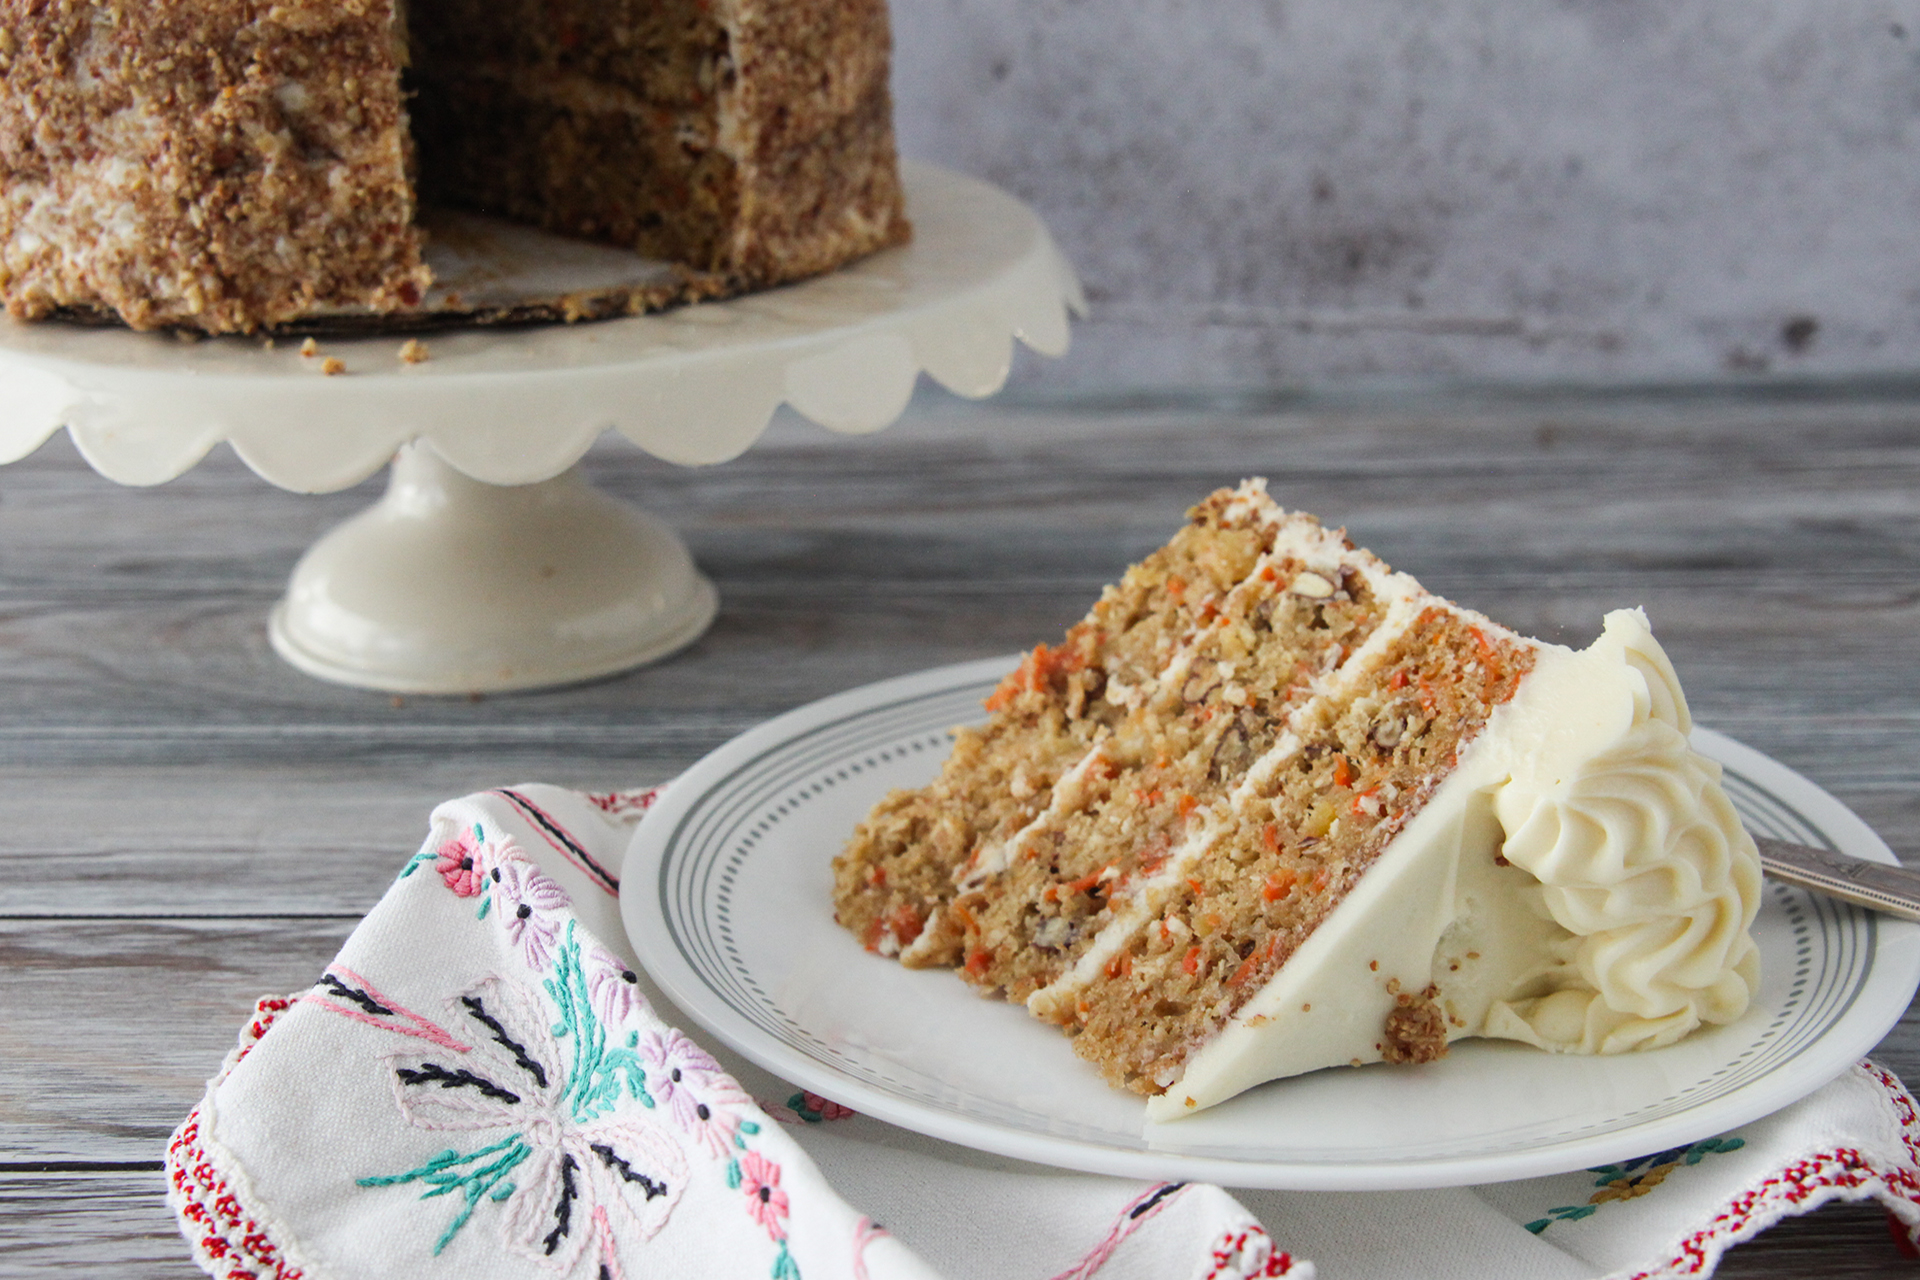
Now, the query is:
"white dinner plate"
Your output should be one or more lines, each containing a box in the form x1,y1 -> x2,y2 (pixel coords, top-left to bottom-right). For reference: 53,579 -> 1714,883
621,656 -> 1920,1190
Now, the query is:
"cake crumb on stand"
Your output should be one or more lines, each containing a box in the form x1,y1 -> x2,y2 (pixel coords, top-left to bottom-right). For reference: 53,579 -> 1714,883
0,166 -> 1080,695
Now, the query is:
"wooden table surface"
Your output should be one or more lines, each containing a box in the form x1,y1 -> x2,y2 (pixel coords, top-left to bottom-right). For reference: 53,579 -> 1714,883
3,386 -> 1917,1275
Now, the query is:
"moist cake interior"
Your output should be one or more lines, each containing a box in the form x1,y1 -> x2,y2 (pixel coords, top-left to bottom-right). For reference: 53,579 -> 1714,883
832,481 -> 1764,1117
0,0 -> 907,332
404,0 -> 902,282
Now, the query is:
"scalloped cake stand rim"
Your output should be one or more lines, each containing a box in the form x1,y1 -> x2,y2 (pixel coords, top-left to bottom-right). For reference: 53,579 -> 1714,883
0,161 -> 1084,493
0,164 -> 1082,693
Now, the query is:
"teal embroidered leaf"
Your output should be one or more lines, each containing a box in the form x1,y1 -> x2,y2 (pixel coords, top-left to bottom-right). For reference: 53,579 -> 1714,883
1682,1136 -> 1744,1164
357,1135 -> 532,1255
1524,1202 -> 1600,1235
1535,1135 -> 1749,1235
1587,1136 -> 1745,1187
400,850 -> 436,879
543,921 -> 652,1123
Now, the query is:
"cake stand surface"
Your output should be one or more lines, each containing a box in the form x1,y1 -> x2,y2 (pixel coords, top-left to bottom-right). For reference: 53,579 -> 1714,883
0,163 -> 1083,693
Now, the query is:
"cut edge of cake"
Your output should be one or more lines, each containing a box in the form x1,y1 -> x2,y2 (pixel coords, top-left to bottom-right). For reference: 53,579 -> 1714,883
1140,606 -> 1762,1119
0,0 -> 910,334
831,479 -> 1764,1120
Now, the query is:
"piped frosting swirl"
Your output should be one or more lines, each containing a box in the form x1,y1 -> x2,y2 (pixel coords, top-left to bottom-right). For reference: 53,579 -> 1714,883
1483,612 -> 1762,1053
1147,607 -> 1763,1120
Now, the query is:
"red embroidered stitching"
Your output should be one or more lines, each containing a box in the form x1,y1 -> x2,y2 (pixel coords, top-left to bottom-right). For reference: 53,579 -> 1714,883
762,1090 -> 858,1124
586,788 -> 662,818
1621,1062 -> 1920,1278
165,997 -> 305,1280
1203,1224 -> 1303,1278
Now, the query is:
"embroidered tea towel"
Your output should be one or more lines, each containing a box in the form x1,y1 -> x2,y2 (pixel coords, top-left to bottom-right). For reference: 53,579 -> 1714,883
166,785 -> 941,1280
1230,1058 -> 1920,1278
168,781 -> 1920,1280
165,785 -> 1297,1280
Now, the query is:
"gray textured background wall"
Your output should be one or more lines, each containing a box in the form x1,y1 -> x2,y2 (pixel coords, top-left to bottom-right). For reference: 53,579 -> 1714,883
889,1 -> 1920,390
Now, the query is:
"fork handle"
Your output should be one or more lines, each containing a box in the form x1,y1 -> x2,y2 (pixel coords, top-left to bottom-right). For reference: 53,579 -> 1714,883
1754,836 -> 1920,922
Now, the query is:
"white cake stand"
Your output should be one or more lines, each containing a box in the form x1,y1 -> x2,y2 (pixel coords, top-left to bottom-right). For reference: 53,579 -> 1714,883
0,164 -> 1083,692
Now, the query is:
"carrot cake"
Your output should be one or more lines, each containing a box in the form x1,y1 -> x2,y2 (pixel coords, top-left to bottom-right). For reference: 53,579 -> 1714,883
0,0 -> 909,332
832,480 -> 1762,1118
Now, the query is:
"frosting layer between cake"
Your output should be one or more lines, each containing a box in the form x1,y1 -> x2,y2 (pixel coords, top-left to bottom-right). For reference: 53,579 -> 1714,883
832,481 -> 1764,1123
1146,608 -> 1762,1119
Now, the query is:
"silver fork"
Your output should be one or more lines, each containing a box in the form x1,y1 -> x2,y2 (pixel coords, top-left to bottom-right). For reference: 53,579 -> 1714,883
1755,836 -> 1920,922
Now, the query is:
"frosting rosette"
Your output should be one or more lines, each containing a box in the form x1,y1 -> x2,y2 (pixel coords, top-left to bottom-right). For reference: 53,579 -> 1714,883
1484,611 -> 1763,1054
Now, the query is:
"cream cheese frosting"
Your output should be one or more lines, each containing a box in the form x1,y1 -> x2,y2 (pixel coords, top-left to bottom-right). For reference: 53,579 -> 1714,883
1145,608 -> 1762,1121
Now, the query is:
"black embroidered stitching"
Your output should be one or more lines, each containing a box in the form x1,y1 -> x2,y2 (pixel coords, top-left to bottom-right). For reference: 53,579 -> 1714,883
494,788 -> 621,893
318,973 -> 393,1017
461,995 -> 549,1089
591,1142 -> 669,1199
395,1063 -> 520,1104
1130,1182 -> 1186,1218
543,1154 -> 578,1254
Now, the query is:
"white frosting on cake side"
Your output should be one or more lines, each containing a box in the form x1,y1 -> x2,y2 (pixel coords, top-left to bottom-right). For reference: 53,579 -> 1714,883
1145,608 -> 1761,1121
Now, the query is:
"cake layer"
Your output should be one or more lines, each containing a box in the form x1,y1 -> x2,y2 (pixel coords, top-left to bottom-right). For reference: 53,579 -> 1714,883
1033,599 -> 1539,1094
407,0 -> 907,284
0,0 -> 430,331
947,515 -> 1401,1005
1,0 -> 909,331
716,0 -> 908,283
834,480 -> 1764,1120
1148,609 -> 1761,1119
832,486 -> 1288,964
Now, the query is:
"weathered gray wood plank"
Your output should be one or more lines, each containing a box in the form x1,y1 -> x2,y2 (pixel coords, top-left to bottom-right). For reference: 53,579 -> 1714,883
0,920 -> 353,1163
0,761 -> 649,918
0,1173 -> 197,1278
4,391 -> 1919,1273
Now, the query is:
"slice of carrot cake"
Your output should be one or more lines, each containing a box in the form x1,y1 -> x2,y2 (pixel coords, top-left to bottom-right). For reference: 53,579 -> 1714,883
832,480 -> 1762,1118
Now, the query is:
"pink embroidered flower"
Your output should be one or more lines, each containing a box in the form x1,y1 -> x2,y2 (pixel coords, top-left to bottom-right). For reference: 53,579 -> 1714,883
492,853 -> 571,970
801,1091 -> 854,1121
739,1150 -> 790,1240
435,830 -> 487,896
587,948 -> 650,1027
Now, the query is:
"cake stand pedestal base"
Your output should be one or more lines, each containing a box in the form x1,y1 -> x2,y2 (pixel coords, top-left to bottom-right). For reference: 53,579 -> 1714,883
268,442 -> 717,694
2,164 -> 1081,693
